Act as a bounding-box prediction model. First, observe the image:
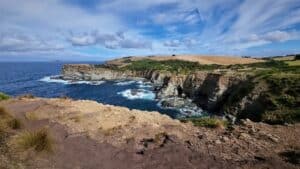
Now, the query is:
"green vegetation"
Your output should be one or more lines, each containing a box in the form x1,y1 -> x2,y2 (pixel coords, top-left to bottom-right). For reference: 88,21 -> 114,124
180,117 -> 228,128
221,59 -> 300,124
0,92 -> 10,101
16,128 -> 53,152
122,59 -> 220,74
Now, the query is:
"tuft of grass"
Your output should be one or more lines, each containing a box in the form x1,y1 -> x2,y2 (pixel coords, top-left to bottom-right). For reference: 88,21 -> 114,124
180,117 -> 228,129
19,94 -> 35,99
16,128 -> 53,152
25,112 -> 38,121
0,92 -> 10,101
0,106 -> 22,130
0,106 -> 9,116
7,118 -> 22,129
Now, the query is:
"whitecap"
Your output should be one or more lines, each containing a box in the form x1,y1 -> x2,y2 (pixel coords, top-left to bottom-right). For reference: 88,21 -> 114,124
39,76 -> 105,85
115,80 -> 136,86
137,80 -> 152,88
117,89 -> 155,100
39,76 -> 69,84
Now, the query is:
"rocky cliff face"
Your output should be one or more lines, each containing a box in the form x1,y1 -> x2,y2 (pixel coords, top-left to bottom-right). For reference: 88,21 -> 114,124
62,64 -> 135,80
61,64 -> 251,117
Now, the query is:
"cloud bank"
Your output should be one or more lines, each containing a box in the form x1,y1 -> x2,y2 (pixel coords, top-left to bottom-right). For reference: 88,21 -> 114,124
0,0 -> 299,60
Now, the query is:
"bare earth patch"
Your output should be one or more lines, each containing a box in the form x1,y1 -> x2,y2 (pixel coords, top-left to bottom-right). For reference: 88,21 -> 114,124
0,98 -> 299,169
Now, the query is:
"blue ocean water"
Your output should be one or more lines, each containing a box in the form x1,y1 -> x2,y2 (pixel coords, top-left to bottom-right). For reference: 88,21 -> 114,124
0,62 -> 180,118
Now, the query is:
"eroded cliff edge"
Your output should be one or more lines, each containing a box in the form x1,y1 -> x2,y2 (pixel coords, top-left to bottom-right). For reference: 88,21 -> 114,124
60,64 -> 263,121
60,56 -> 300,124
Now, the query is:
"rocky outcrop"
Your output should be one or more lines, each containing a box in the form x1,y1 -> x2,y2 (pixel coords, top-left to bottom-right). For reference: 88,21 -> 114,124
61,64 -> 250,116
62,64 -> 135,80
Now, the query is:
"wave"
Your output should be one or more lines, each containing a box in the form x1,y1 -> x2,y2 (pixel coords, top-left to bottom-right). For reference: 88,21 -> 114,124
39,76 -> 105,85
114,80 -> 136,86
137,81 -> 152,88
157,99 -> 205,118
117,89 -> 155,100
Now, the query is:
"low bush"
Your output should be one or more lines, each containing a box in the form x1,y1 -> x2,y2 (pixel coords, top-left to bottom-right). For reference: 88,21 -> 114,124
0,92 -> 10,101
180,117 -> 228,128
122,59 -> 221,74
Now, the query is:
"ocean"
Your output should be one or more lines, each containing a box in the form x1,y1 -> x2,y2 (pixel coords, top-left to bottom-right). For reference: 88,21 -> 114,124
0,62 -> 182,118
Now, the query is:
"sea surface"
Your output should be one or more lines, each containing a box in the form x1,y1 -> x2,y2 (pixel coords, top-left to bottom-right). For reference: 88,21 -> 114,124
0,62 -> 184,118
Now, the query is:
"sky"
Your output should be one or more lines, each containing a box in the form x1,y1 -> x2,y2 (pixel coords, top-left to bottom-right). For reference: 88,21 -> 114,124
0,0 -> 300,61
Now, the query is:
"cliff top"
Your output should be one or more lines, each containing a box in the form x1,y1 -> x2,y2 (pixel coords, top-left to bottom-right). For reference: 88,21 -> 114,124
0,97 -> 299,168
106,55 -> 265,67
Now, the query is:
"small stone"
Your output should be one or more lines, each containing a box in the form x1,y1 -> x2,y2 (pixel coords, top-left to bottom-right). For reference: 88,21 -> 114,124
221,136 -> 229,142
266,134 -> 280,143
215,140 -> 222,144
239,133 -> 251,139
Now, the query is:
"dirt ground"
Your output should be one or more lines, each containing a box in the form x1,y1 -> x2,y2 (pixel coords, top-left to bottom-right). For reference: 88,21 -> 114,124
0,97 -> 299,169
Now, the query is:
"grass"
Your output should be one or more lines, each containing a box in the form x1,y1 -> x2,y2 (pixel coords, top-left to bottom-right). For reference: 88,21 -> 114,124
25,112 -> 38,121
285,60 -> 300,66
7,118 -> 22,129
0,106 -> 22,130
15,128 -> 53,152
0,92 -> 10,101
121,59 -> 221,74
180,117 -> 228,128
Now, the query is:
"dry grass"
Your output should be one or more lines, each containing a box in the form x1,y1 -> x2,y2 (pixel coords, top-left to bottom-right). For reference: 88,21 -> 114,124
7,118 -> 22,129
25,112 -> 38,121
15,128 -> 53,152
0,106 -> 22,130
99,126 -> 122,136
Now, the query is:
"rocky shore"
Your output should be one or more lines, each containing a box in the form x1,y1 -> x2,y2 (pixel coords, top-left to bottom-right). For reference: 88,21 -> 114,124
61,64 -> 249,119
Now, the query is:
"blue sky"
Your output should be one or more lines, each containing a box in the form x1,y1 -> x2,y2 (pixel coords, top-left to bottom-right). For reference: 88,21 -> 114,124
0,0 -> 300,61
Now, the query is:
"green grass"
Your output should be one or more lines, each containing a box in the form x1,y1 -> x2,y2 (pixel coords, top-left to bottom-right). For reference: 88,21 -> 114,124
285,60 -> 300,66
0,92 -> 10,101
16,128 -> 53,152
122,59 -> 221,74
180,117 -> 228,128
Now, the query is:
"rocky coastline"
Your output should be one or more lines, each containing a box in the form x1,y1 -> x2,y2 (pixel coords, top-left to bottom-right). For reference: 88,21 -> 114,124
60,64 -> 251,121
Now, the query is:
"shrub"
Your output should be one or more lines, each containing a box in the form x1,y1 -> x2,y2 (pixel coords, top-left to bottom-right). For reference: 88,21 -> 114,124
0,92 -> 10,101
16,128 -> 53,152
180,117 -> 228,128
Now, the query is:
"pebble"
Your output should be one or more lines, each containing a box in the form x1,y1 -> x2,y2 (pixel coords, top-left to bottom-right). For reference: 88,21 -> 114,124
215,140 -> 222,144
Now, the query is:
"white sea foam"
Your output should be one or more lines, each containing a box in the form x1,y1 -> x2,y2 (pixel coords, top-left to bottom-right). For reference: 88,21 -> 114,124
137,80 -> 152,88
117,89 -> 155,100
39,76 -> 105,85
115,80 -> 136,86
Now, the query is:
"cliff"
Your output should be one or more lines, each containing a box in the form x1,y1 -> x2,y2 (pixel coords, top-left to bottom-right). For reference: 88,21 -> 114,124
61,58 -> 299,124
61,64 -> 249,117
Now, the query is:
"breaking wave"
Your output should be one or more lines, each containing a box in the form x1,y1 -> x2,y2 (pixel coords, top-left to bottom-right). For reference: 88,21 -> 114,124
117,89 -> 155,100
39,76 -> 105,85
